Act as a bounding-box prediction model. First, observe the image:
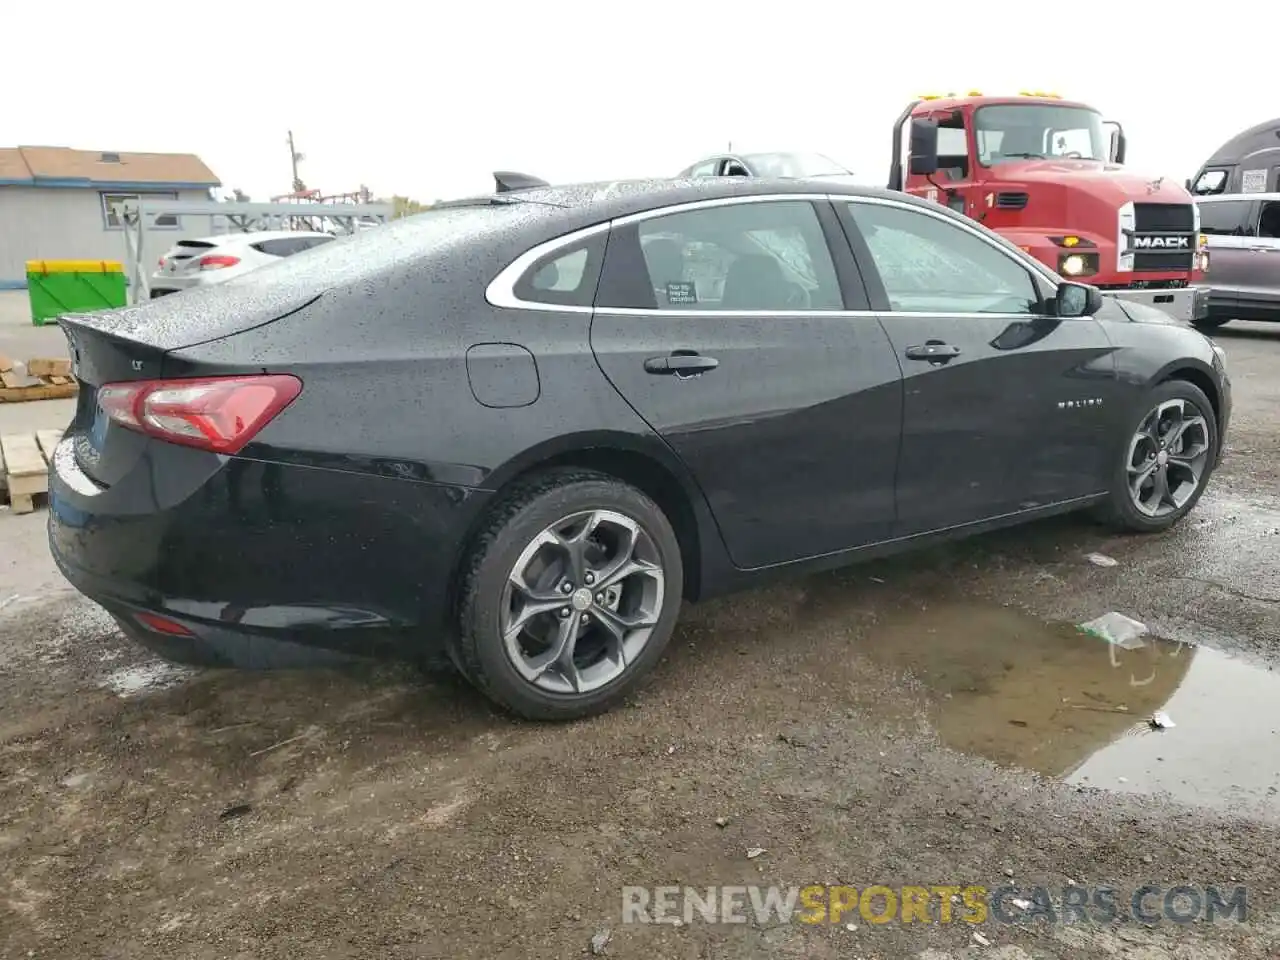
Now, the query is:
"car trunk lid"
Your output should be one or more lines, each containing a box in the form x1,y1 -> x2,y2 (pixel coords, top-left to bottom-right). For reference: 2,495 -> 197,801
60,282 -> 320,486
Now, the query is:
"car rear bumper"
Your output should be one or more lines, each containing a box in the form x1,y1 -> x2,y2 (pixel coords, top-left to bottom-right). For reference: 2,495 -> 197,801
47,435 -> 491,668
147,266 -> 253,297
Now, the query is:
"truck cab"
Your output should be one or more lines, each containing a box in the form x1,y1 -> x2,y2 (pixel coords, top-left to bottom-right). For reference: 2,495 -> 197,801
1190,117 -> 1280,196
890,92 -> 1209,323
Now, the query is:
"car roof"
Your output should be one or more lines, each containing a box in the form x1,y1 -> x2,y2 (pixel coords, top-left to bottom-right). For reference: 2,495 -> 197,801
448,176 -> 920,226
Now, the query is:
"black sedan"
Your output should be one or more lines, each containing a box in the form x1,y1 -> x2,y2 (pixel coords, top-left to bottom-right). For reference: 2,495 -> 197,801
48,175 -> 1231,720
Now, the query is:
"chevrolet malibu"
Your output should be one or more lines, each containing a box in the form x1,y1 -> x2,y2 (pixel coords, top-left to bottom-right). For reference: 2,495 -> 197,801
49,176 -> 1231,720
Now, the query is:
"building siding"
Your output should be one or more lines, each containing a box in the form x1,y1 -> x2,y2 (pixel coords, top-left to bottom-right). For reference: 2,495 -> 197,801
0,187 -> 218,288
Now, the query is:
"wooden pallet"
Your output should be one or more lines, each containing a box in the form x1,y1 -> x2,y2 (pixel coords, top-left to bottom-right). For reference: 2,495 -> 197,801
0,429 -> 62,514
0,354 -> 78,403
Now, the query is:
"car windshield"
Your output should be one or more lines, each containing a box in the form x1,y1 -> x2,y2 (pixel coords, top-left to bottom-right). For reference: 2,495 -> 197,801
974,105 -> 1108,165
740,152 -> 851,178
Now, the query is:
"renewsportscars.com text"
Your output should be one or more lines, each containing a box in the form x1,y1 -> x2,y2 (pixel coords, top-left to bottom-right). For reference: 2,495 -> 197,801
622,884 -> 1248,926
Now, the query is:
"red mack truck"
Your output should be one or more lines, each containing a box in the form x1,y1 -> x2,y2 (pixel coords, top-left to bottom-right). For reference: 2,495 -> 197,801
888,91 -> 1210,322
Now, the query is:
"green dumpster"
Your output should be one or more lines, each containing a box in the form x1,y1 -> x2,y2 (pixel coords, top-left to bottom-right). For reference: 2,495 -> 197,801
26,259 -> 127,326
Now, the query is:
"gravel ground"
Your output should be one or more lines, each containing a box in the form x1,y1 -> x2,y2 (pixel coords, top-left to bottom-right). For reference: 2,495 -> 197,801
1,321 -> 1278,959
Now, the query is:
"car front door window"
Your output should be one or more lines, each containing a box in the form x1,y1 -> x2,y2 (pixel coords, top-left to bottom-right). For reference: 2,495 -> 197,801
845,201 -> 1043,315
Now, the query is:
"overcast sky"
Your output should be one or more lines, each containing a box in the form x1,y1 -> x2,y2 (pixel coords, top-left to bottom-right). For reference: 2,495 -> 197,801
3,2 -> 1272,202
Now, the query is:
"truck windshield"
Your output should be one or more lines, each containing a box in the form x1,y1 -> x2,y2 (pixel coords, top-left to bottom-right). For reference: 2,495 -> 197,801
740,152 -> 852,178
974,105 -> 1108,165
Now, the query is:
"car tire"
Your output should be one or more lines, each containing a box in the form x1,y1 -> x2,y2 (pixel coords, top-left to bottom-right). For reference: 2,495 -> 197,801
454,468 -> 684,720
1096,379 -> 1219,534
1193,317 -> 1230,331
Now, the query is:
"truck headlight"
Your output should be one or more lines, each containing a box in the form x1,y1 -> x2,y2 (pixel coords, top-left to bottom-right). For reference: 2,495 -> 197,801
1059,252 -> 1098,277
1198,250 -> 1210,272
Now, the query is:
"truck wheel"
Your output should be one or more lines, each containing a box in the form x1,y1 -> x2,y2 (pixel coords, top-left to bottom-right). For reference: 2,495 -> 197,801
1096,380 -> 1218,533
455,469 -> 683,720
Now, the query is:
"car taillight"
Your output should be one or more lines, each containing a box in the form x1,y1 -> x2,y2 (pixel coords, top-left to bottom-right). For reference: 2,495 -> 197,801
197,254 -> 240,270
96,375 -> 302,454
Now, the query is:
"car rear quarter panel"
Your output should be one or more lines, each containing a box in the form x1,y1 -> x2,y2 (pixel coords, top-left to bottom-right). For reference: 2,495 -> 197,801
162,255 -> 710,630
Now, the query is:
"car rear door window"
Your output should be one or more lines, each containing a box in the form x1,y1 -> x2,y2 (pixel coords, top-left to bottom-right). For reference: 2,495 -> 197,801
844,201 -> 1042,315
597,200 -> 844,311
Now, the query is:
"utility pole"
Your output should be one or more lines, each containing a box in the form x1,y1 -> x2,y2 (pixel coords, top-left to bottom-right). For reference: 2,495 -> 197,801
287,130 -> 306,193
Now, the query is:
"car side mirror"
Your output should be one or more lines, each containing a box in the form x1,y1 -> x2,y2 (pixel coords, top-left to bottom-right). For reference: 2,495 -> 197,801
908,118 -> 939,176
1055,281 -> 1103,318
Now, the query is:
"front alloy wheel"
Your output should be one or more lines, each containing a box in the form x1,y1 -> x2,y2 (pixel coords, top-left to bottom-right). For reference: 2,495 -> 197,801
1125,398 -> 1211,519
1100,379 -> 1218,533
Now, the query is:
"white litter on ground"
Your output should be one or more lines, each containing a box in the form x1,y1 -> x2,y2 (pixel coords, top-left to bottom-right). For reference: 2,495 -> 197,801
1085,552 -> 1118,568
1078,612 -> 1149,649
100,661 -> 197,698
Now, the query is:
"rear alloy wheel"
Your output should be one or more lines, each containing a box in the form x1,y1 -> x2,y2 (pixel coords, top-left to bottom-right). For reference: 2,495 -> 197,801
455,470 -> 683,720
1099,380 -> 1218,533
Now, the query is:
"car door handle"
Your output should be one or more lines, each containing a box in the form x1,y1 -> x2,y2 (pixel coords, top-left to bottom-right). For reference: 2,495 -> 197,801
643,353 -> 719,376
905,342 -> 961,363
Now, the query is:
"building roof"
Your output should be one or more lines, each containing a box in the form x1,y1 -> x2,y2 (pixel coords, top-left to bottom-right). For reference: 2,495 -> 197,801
0,145 -> 220,188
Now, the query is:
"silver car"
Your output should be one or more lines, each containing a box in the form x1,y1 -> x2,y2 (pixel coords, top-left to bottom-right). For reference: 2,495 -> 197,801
677,151 -> 860,182
149,230 -> 337,298
1195,192 -> 1280,330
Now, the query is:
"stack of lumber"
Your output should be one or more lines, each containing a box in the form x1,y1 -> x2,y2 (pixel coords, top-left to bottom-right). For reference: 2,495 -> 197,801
0,355 -> 79,402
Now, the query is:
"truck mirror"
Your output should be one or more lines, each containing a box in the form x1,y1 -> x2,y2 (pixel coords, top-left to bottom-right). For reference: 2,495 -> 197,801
1103,121 -> 1127,164
908,118 -> 939,176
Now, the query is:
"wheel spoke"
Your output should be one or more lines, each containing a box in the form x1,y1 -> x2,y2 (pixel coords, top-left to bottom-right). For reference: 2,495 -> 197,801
1149,465 -> 1172,511
509,568 -> 567,605
1128,458 -> 1158,503
587,516 -> 639,585
527,614 -> 582,691
1168,414 -> 1207,449
503,600 -> 563,644
1167,449 -> 1206,485
552,511 -> 603,586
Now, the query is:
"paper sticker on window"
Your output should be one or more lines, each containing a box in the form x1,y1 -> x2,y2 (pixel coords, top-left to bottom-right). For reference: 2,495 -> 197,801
1241,169 -> 1267,194
666,281 -> 698,305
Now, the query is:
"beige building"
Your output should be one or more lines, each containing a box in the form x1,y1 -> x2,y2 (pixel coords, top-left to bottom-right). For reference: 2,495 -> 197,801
0,145 -> 221,289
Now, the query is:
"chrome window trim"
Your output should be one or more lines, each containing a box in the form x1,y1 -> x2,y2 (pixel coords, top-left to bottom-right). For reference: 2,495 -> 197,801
485,220 -> 612,313
484,191 -> 1062,315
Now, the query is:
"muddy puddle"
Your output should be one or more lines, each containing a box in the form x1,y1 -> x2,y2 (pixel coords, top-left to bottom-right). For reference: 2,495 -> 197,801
859,603 -> 1280,819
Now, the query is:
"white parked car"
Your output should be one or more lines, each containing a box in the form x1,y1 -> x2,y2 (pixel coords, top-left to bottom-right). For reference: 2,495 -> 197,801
149,230 -> 337,298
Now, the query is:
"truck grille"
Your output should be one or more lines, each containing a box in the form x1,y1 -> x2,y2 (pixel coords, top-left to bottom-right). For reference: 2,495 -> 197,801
1134,203 -> 1195,232
1130,202 -> 1196,273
